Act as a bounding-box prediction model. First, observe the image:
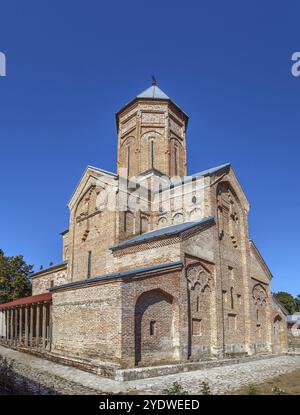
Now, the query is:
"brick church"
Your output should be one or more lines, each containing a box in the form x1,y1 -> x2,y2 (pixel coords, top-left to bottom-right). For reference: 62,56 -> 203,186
0,82 -> 288,372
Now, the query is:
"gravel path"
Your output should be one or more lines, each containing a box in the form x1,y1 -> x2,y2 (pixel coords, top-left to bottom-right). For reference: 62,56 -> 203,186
126,356 -> 300,394
126,355 -> 300,394
1,344 -> 300,394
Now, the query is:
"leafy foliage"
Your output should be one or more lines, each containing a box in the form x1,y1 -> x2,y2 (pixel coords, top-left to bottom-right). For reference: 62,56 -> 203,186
0,249 -> 32,304
274,291 -> 298,314
295,295 -> 300,313
272,386 -> 285,395
163,381 -> 189,395
247,385 -> 258,395
200,381 -> 211,395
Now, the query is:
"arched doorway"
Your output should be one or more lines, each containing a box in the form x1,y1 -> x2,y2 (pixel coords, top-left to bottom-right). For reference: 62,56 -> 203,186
134,289 -> 178,366
273,315 -> 285,354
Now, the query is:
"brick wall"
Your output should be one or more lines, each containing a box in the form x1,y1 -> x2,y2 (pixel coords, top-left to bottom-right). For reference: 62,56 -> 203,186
51,282 -> 122,363
32,266 -> 68,295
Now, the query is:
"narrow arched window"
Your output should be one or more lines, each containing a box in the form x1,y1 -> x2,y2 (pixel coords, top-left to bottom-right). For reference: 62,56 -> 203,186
230,287 -> 234,309
150,320 -> 156,336
174,146 -> 178,176
150,141 -> 154,169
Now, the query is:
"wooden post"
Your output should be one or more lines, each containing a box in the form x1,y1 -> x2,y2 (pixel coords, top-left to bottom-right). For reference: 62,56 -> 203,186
24,307 -> 29,346
0,310 -> 3,339
9,309 -> 12,342
48,303 -> 52,351
36,304 -> 40,347
5,309 -> 8,341
42,303 -> 47,349
10,309 -> 13,344
19,307 -> 23,344
14,308 -> 18,344
29,305 -> 33,347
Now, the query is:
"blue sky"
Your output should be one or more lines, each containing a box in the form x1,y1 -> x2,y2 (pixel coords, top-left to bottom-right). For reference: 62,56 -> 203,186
0,1 -> 299,295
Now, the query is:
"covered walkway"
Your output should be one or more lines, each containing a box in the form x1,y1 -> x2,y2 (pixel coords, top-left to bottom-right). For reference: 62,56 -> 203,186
0,293 -> 52,350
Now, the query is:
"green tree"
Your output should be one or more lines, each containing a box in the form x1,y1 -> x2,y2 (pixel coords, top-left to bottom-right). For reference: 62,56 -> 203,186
0,249 -> 32,304
274,291 -> 296,314
295,295 -> 300,312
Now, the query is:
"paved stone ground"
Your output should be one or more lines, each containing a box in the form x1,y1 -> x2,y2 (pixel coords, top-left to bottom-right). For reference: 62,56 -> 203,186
127,355 -> 300,394
1,345 -> 300,394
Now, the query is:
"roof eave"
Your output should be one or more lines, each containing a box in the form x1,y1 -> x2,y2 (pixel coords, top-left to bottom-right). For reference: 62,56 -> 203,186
111,216 -> 215,251
50,261 -> 183,292
67,165 -> 117,208
31,261 -> 68,279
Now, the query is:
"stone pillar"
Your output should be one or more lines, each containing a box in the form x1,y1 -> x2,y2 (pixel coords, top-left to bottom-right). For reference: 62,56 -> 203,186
48,303 -> 52,351
19,307 -> 23,344
14,308 -> 18,344
24,307 -> 29,346
36,304 -> 40,347
0,310 -> 3,339
42,303 -> 47,349
10,309 -> 14,344
29,305 -> 33,347
5,310 -> 8,341
2,310 -> 6,339
6,309 -> 10,342
9,309 -> 13,343
0,310 -> 3,338
3,309 -> 7,340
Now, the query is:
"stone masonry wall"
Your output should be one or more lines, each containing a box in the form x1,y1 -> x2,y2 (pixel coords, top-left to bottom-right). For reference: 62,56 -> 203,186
288,328 -> 300,351
112,238 -> 181,272
67,169 -> 118,283
32,266 -> 68,295
51,281 -> 122,364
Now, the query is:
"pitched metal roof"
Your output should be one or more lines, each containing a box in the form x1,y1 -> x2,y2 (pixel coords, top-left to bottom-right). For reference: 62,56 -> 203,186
0,292 -> 52,309
50,261 -> 183,292
191,163 -> 231,178
68,165 -> 118,207
111,216 -> 215,251
157,163 -> 231,193
31,260 -> 68,279
137,85 -> 170,99
116,83 -> 189,128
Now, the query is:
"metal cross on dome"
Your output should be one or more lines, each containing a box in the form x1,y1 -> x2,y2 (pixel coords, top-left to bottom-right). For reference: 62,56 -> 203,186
151,75 -> 157,86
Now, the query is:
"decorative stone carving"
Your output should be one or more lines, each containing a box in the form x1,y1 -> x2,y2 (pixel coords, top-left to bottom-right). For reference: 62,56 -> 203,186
169,118 -> 183,137
140,104 -> 167,112
121,117 -> 136,134
158,217 -> 167,228
173,212 -> 183,224
141,130 -> 162,140
141,112 -> 164,124
252,284 -> 267,306
186,264 -> 212,291
217,183 -> 241,248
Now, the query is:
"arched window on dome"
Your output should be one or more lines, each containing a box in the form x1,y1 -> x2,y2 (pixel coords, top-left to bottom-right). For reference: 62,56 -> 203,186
150,140 -> 154,169
174,146 -> 178,176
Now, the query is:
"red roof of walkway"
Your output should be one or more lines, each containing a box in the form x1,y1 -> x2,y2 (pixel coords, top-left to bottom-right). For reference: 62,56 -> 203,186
0,292 -> 52,310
